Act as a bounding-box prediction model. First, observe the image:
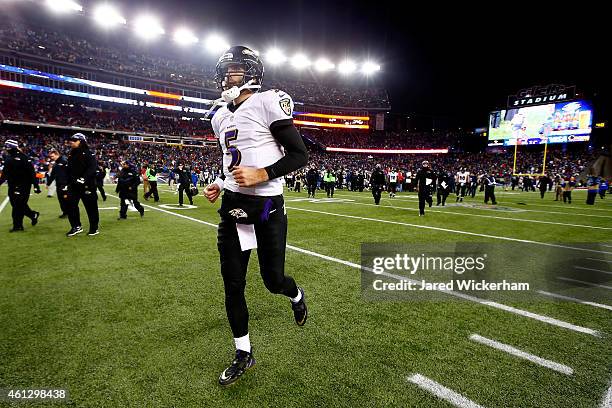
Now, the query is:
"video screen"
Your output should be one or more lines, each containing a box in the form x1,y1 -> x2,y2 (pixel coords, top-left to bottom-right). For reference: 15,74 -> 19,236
488,100 -> 592,146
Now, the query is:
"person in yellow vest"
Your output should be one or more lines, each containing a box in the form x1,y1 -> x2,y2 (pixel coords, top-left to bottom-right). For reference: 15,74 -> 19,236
323,168 -> 336,198
143,162 -> 159,202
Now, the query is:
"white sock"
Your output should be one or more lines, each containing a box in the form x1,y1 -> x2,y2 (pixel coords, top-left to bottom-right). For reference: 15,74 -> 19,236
290,288 -> 302,303
234,333 -> 251,353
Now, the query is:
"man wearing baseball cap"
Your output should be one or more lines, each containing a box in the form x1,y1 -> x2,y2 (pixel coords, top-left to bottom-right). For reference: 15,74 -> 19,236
0,139 -> 41,232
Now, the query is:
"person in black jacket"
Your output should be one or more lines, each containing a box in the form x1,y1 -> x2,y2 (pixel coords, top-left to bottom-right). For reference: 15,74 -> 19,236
47,148 -> 70,218
95,161 -> 107,202
116,160 -> 144,219
65,133 -> 99,237
306,166 -> 318,198
0,139 -> 41,232
484,173 -> 497,205
415,160 -> 435,216
370,164 -> 386,205
175,163 -> 194,206
436,169 -> 451,206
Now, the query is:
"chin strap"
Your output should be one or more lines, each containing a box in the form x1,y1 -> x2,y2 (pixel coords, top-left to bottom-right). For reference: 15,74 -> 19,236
203,79 -> 261,121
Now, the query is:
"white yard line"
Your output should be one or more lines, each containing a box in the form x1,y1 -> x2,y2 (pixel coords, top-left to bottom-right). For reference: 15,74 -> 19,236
469,334 -> 573,375
407,374 -> 485,408
286,206 -> 612,256
537,291 -> 612,312
586,258 -> 612,264
575,266 -> 612,276
0,197 -> 9,215
106,194 -> 601,336
600,378 -> 612,408
557,277 -> 612,290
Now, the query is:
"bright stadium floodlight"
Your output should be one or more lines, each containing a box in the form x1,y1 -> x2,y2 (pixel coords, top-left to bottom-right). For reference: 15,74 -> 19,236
205,34 -> 230,54
133,15 -> 165,40
93,4 -> 126,28
314,57 -> 335,72
338,59 -> 357,75
174,27 -> 198,46
46,0 -> 82,13
291,53 -> 311,70
361,61 -> 381,75
265,48 -> 287,65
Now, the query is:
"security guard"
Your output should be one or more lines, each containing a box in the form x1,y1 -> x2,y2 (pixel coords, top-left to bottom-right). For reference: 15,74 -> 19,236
415,160 -> 435,216
175,163 -> 194,206
306,166 -> 318,198
143,162 -> 160,202
0,139 -> 41,232
323,168 -> 336,198
370,164 -> 386,205
47,148 -> 70,218
66,133 -> 99,237
116,160 -> 144,219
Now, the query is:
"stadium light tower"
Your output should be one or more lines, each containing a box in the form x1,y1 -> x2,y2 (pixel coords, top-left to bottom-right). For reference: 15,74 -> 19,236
205,35 -> 230,54
314,57 -> 335,72
174,28 -> 198,46
133,15 -> 165,40
46,0 -> 82,13
338,59 -> 357,75
93,4 -> 126,28
265,48 -> 287,65
361,61 -> 381,75
291,53 -> 311,70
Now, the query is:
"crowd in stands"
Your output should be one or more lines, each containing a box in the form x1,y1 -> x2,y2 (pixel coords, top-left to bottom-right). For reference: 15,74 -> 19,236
303,130 -> 458,149
0,90 -> 215,139
0,22 -> 390,108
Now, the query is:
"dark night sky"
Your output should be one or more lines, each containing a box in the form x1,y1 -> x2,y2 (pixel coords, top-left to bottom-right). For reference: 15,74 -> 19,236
6,1 -> 610,129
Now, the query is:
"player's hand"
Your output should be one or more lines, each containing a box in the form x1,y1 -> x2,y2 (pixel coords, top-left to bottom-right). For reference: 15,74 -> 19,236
231,166 -> 269,187
204,183 -> 221,203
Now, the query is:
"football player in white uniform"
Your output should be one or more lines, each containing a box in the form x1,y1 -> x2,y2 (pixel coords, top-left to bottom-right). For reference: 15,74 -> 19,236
455,168 -> 469,202
203,46 -> 309,386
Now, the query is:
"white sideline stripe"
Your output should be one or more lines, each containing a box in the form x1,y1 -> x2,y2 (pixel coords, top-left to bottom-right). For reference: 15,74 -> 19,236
603,244 -> 612,248
407,374 -> 485,408
286,206 -> 612,256
106,194 -> 601,337
469,334 -> 573,375
537,291 -> 612,312
558,277 -> 612,290
601,378 -> 612,408
0,197 -> 9,215
587,258 -> 612,264
575,266 -> 612,276
330,196 -> 610,231
331,192 -> 612,219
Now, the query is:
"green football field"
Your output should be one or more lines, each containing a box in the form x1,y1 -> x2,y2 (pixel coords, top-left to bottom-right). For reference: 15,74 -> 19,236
1,184 -> 611,407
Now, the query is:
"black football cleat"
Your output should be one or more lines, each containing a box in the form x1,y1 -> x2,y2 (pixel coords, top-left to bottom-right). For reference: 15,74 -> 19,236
87,229 -> 99,236
218,349 -> 255,386
31,212 -> 40,226
291,287 -> 308,326
66,226 -> 83,237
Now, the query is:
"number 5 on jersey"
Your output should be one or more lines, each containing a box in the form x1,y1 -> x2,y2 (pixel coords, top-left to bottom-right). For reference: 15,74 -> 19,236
224,129 -> 241,171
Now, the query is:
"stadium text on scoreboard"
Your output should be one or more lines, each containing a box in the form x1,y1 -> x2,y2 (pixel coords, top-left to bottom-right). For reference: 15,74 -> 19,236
507,84 -> 576,107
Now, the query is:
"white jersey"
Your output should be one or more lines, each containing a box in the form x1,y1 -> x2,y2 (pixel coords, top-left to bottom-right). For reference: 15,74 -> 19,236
457,171 -> 469,184
212,89 -> 294,196
389,172 -> 398,183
